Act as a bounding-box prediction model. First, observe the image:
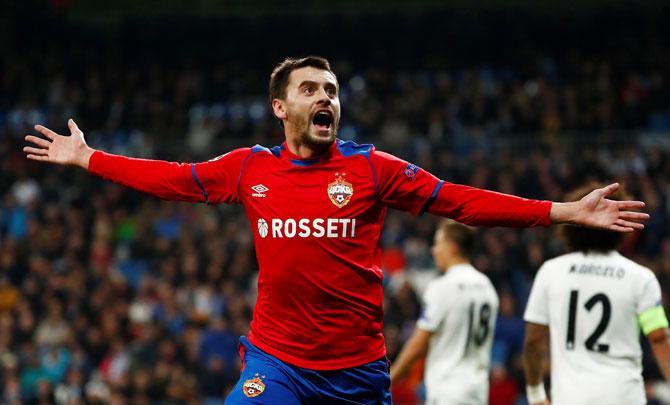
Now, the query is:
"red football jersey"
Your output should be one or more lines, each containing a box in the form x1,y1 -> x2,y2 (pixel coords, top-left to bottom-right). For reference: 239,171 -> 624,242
89,139 -> 551,370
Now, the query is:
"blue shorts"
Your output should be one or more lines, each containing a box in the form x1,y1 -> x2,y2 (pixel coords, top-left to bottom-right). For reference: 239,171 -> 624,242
225,336 -> 392,404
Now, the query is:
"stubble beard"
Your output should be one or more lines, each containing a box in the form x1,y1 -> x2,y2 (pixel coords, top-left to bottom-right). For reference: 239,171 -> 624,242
285,107 -> 339,153
297,118 -> 338,151
303,128 -> 336,147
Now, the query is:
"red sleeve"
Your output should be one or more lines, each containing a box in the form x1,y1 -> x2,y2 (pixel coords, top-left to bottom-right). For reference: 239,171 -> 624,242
192,148 -> 251,204
88,148 -> 250,204
370,149 -> 441,215
426,182 -> 552,227
370,148 -> 551,227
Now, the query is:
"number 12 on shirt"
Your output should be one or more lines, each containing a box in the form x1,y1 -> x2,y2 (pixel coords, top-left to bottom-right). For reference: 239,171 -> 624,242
566,290 -> 612,353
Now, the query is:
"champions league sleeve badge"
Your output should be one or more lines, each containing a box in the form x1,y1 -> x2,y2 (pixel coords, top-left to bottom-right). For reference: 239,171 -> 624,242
242,374 -> 266,398
404,162 -> 419,180
328,173 -> 354,208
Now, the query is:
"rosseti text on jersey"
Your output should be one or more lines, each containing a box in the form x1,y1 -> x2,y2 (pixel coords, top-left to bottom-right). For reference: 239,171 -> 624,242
259,218 -> 357,239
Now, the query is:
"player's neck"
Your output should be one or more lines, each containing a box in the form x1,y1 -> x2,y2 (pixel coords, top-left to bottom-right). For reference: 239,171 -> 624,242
283,125 -> 335,159
285,138 -> 332,159
287,142 -> 324,159
443,258 -> 468,273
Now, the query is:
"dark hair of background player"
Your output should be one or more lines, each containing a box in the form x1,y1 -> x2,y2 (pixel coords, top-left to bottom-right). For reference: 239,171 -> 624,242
438,219 -> 477,258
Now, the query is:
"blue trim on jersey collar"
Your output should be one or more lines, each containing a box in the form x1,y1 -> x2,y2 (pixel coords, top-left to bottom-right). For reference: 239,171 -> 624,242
270,145 -> 282,157
290,158 -> 321,166
251,144 -> 282,157
336,139 -> 373,157
253,142 -> 323,166
251,144 -> 270,154
253,140 -> 377,167
419,180 -> 444,215
190,164 -> 209,205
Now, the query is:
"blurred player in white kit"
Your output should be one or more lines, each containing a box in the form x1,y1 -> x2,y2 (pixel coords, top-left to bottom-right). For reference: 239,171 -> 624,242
391,219 -> 499,405
523,184 -> 670,405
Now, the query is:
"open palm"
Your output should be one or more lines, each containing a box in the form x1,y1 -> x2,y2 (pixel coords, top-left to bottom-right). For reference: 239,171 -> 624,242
575,183 -> 648,232
24,119 -> 94,169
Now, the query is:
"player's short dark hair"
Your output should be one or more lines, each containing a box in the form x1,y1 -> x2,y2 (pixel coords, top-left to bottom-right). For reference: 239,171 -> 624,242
561,183 -> 632,253
437,219 -> 476,258
269,56 -> 335,104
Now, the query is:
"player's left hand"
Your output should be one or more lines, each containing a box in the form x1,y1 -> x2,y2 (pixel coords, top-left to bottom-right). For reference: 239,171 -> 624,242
572,183 -> 648,232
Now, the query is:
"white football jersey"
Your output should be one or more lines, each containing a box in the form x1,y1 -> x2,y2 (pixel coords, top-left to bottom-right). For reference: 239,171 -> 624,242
417,263 -> 499,405
524,251 -> 663,405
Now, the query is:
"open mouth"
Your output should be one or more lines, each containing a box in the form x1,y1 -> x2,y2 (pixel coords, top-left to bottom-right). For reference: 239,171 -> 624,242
312,110 -> 334,131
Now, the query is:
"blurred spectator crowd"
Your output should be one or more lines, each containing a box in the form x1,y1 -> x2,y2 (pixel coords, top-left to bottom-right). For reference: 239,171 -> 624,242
1,18 -> 670,405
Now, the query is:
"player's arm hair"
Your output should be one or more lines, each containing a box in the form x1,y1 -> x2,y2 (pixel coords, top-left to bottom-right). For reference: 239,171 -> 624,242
523,322 -> 550,386
389,328 -> 431,383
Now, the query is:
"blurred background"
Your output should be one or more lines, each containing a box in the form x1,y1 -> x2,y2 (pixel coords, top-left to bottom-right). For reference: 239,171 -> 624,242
1,0 -> 669,404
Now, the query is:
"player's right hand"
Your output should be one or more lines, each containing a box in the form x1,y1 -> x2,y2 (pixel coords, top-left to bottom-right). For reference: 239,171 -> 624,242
24,119 -> 95,169
530,401 -> 550,405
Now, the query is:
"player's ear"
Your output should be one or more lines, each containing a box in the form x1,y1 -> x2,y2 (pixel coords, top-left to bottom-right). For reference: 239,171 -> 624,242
272,98 -> 288,121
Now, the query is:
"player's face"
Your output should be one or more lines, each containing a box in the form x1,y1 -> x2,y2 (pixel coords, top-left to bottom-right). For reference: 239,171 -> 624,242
279,67 -> 340,148
431,229 -> 451,269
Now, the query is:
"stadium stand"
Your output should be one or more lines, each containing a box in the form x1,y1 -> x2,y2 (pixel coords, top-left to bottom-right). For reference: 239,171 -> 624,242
1,2 -> 669,403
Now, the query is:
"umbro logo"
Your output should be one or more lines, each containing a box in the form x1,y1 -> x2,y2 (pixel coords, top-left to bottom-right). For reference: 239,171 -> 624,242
251,184 -> 269,197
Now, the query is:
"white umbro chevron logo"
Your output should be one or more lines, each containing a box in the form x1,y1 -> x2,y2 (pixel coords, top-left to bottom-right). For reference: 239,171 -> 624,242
251,184 -> 269,197
252,184 -> 269,193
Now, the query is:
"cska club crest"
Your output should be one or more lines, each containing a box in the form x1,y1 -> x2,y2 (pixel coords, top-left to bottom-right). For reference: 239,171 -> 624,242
328,173 -> 354,208
242,374 -> 266,398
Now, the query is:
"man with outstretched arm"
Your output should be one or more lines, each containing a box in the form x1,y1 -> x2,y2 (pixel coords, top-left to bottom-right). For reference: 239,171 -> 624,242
523,184 -> 668,405
25,56 -> 648,404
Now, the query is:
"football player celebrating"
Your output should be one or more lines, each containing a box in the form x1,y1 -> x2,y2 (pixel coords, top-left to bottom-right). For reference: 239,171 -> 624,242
25,57 -> 648,404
